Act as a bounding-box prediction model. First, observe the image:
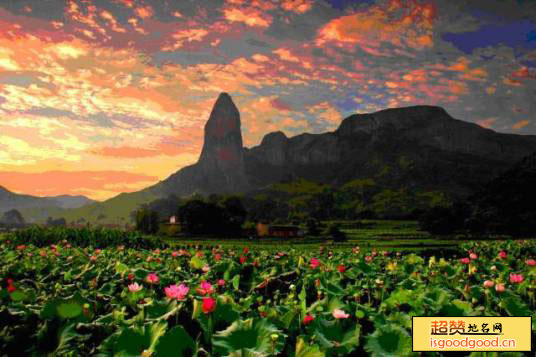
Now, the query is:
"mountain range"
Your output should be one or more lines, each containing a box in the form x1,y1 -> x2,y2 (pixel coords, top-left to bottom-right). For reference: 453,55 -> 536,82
0,186 -> 95,223
4,92 -> 536,224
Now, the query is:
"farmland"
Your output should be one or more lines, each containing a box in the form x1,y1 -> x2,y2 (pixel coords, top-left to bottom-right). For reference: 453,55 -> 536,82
0,227 -> 534,356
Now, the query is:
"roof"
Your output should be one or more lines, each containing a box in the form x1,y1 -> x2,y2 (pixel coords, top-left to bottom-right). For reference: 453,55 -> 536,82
269,225 -> 301,230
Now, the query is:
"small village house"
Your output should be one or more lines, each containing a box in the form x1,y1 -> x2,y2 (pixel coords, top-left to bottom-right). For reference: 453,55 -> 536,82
256,222 -> 303,238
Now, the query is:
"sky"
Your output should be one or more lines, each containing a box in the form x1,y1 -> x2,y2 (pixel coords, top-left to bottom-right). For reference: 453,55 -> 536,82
0,0 -> 535,201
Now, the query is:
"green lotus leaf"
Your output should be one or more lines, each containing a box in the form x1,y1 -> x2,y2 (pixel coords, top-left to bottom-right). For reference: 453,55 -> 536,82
212,318 -> 286,356
295,337 -> 325,357
364,325 -> 414,357
153,326 -> 195,357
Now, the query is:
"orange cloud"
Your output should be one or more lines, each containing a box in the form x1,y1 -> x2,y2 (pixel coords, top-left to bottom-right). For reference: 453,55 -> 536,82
100,10 -> 126,33
316,0 -> 436,55
134,6 -> 153,19
281,0 -> 313,13
161,29 -> 209,51
0,171 -> 158,200
476,118 -> 497,129
512,120 -> 529,130
273,48 -> 300,63
485,86 -> 496,95
223,7 -> 271,27
93,146 -> 162,158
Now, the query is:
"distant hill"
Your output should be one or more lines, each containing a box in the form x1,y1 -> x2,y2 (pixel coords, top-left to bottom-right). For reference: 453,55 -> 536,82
37,93 -> 536,224
0,185 -> 95,223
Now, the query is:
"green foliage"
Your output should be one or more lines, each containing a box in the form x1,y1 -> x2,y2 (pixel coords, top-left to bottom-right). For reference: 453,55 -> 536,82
1,234 -> 535,355
8,225 -> 165,249
135,208 -> 159,234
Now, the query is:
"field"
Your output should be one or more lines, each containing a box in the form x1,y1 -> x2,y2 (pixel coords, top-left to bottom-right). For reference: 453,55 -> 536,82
166,220 -> 496,254
1,227 -> 535,356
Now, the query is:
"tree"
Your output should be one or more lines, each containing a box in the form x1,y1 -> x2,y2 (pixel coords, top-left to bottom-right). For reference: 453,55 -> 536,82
418,202 -> 470,235
178,200 -> 222,235
1,209 -> 25,227
306,217 -> 320,236
328,223 -> 347,242
146,194 -> 183,219
46,217 -> 66,227
221,196 -> 247,236
135,208 -> 159,234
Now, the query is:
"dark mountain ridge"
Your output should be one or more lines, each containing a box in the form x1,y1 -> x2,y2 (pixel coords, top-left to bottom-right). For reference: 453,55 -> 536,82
0,185 -> 95,213
8,93 -> 536,224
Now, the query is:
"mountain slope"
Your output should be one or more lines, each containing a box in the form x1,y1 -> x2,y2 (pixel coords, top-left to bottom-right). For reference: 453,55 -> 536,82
244,105 -> 536,195
466,151 -> 536,235
46,96 -> 536,225
0,186 -> 95,212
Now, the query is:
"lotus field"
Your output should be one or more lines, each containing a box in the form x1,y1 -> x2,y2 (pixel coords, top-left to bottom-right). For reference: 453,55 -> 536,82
1,232 -> 535,356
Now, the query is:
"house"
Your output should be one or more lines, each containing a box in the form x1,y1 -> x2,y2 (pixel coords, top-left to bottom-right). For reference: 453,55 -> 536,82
269,225 -> 302,238
256,223 -> 303,237
256,222 -> 269,237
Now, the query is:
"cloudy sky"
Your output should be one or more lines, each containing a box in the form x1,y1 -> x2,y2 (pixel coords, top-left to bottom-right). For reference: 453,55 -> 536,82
0,0 -> 535,200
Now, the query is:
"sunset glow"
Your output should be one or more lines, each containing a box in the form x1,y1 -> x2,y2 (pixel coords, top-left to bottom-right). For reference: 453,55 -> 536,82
1,0 -> 535,200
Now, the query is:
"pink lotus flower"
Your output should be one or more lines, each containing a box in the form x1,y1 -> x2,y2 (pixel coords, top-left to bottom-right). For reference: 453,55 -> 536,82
153,249 -> 160,255
337,265 -> 346,273
239,255 -> 247,264
16,245 -> 26,250
332,309 -> 350,319
202,265 -> 210,273
172,251 -> 179,257
128,283 -> 143,293
365,255 -> 373,263
202,297 -> 216,314
128,273 -> 135,281
146,273 -> 159,284
469,253 -> 478,260
243,247 -> 249,254
526,259 -> 536,267
509,273 -> 524,284
498,251 -> 507,259
95,249 -> 102,254
495,283 -> 506,293
217,279 -> 226,287
483,280 -> 494,288
303,314 -> 314,325
213,253 -> 222,261
197,281 -> 214,295
165,284 -> 189,300
310,258 -> 320,269
90,255 -> 97,262
460,258 -> 470,264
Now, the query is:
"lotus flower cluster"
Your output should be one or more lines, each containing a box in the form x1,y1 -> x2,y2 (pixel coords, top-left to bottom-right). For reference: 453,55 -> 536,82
197,281 -> 214,295
165,284 -> 189,300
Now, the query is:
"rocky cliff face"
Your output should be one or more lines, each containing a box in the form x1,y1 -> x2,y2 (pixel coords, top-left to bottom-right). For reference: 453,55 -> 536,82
197,93 -> 248,192
244,105 -> 536,195
154,93 -> 249,196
